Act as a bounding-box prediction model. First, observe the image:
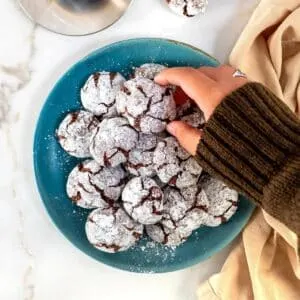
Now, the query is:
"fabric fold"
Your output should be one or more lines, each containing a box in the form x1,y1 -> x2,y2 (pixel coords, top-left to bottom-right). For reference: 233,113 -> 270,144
197,0 -> 300,299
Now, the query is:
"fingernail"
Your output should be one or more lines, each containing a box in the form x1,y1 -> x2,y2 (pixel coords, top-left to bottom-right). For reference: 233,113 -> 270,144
167,123 -> 176,136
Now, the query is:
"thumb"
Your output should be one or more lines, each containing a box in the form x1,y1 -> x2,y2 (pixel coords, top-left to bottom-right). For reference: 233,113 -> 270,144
167,121 -> 202,155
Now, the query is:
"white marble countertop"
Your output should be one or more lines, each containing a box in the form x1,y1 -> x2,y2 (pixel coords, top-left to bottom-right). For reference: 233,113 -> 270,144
0,0 -> 259,299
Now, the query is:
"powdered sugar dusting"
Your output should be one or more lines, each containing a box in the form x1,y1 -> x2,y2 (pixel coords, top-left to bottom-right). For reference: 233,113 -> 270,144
129,238 -> 177,273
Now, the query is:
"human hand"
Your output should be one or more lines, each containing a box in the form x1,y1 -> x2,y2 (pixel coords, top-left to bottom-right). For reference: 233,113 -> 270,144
155,65 -> 248,155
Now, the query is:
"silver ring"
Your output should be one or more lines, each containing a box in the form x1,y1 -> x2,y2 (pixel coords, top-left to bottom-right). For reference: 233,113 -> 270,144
232,69 -> 247,79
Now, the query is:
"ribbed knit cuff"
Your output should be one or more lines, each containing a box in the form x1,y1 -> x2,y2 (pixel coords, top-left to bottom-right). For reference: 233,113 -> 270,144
195,83 -> 300,233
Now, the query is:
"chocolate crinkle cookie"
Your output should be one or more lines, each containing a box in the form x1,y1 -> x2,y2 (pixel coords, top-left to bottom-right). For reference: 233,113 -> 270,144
125,133 -> 158,177
180,104 -> 206,129
56,110 -> 99,158
133,63 -> 166,80
166,0 -> 208,17
153,137 -> 202,189
66,160 -> 126,209
199,174 -> 239,227
81,72 -> 125,117
122,177 -> 164,225
180,185 -> 210,229
85,205 -> 144,253
146,186 -> 207,246
90,117 -> 138,167
176,97 -> 206,129
116,77 -> 176,133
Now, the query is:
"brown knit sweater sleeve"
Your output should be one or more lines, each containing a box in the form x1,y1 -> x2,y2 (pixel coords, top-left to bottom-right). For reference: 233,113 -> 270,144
195,82 -> 300,235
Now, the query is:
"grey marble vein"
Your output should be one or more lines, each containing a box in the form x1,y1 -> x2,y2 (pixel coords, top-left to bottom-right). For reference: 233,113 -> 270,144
0,25 -> 36,127
0,16 -> 37,298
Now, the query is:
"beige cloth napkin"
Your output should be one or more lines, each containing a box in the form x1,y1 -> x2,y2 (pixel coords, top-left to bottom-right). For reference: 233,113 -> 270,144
197,0 -> 300,299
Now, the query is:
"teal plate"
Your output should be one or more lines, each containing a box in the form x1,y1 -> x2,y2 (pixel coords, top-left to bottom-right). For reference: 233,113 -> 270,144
33,38 -> 255,273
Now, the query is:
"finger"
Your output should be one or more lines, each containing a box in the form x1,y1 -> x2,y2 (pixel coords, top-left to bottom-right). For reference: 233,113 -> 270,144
155,67 -> 219,118
155,67 -> 215,92
199,65 -> 236,80
167,121 -> 202,155
199,65 -> 248,87
197,66 -> 219,81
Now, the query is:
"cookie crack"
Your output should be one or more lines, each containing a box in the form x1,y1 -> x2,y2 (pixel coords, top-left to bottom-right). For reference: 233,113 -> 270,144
93,73 -> 100,86
228,200 -> 238,207
140,186 -> 162,206
91,126 -> 100,150
78,162 -> 104,175
212,203 -> 236,223
183,1 -> 193,17
87,118 -> 98,130
168,174 -> 180,186
98,101 -> 115,108
152,204 -> 163,216
123,225 -> 143,239
104,147 -> 130,166
109,72 -> 117,82
69,112 -> 79,125
146,114 -> 167,122
64,112 -> 80,133
94,242 -> 121,252
123,92 -> 171,130
128,184 -> 163,216
119,123 -> 138,132
157,223 -> 169,244
88,175 -> 115,207
71,191 -> 82,202
78,182 -> 91,194
121,86 -> 131,95
137,85 -> 148,98
132,96 -> 154,130
127,160 -> 152,170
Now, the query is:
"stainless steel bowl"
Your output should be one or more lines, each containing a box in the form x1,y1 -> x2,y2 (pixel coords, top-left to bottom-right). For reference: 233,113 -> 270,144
19,0 -> 133,36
